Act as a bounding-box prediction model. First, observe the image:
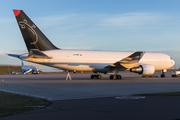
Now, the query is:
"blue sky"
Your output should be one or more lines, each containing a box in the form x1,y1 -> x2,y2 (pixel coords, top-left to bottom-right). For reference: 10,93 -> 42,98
0,0 -> 180,70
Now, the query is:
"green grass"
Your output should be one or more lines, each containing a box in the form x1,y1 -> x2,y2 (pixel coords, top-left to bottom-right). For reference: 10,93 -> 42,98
135,92 -> 180,96
0,91 -> 51,117
0,65 -> 44,74
0,66 -> 21,74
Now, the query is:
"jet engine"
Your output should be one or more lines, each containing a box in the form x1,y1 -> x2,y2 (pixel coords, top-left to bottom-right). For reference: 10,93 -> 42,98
130,64 -> 155,75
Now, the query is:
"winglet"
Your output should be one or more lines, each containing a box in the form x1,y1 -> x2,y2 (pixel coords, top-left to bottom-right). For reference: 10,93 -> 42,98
13,9 -> 21,17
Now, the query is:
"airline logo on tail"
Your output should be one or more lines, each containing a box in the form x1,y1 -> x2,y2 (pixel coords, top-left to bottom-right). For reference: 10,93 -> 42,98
12,9 -> 59,51
19,19 -> 38,44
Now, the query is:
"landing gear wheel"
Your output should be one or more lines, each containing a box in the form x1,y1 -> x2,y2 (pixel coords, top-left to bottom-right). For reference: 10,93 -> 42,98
110,75 -> 122,80
91,74 -> 102,79
161,70 -> 166,78
113,75 -> 117,79
91,75 -> 94,79
161,74 -> 165,78
97,75 -> 102,79
110,75 -> 113,80
117,75 -> 122,79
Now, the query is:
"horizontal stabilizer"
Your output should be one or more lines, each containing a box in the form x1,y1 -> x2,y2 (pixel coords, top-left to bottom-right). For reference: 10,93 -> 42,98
27,49 -> 52,59
7,54 -> 20,58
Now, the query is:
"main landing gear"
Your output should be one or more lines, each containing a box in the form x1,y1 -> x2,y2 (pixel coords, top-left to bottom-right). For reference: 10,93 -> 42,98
91,74 -> 102,79
110,74 -> 122,80
90,73 -> 122,80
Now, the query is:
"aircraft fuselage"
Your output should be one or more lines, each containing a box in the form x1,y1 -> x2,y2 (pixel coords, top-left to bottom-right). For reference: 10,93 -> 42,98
20,49 -> 175,72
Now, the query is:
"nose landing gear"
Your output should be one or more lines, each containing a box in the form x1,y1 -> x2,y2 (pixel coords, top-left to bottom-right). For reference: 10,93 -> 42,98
161,70 -> 167,78
161,73 -> 165,78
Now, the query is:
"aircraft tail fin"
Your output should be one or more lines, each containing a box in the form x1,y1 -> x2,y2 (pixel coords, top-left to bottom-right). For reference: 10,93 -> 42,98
13,10 -> 59,51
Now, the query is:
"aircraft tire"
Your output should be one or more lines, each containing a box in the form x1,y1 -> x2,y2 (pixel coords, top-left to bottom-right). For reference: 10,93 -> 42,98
91,75 -> 94,79
91,75 -> 102,79
117,75 -> 122,79
161,74 -> 165,78
97,75 -> 101,79
113,75 -> 116,79
110,75 -> 113,80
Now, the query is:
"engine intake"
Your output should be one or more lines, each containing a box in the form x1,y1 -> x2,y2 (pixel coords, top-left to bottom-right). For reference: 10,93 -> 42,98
130,64 -> 155,75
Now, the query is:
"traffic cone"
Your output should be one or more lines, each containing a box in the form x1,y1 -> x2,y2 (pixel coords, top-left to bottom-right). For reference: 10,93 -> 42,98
2,79 -> 4,83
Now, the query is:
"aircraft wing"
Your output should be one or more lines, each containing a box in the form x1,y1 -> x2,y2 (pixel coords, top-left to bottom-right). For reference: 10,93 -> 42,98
105,51 -> 145,71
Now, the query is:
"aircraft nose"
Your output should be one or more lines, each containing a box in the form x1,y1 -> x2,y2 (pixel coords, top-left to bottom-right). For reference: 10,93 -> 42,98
171,59 -> 175,66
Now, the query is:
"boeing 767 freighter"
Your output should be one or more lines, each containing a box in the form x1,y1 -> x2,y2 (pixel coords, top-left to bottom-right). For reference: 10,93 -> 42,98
8,10 -> 175,79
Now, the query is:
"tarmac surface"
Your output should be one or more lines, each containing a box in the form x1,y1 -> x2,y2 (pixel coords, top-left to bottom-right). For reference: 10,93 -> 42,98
1,72 -> 180,120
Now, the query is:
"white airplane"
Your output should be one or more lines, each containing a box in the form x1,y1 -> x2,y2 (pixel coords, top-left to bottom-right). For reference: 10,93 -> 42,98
8,9 -> 175,79
21,61 -> 39,74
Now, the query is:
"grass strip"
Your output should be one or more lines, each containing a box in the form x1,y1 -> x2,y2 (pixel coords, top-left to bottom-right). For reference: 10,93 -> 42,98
0,91 -> 51,117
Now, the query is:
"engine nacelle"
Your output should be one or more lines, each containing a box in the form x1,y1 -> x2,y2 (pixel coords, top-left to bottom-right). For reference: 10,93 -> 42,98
130,64 -> 155,75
